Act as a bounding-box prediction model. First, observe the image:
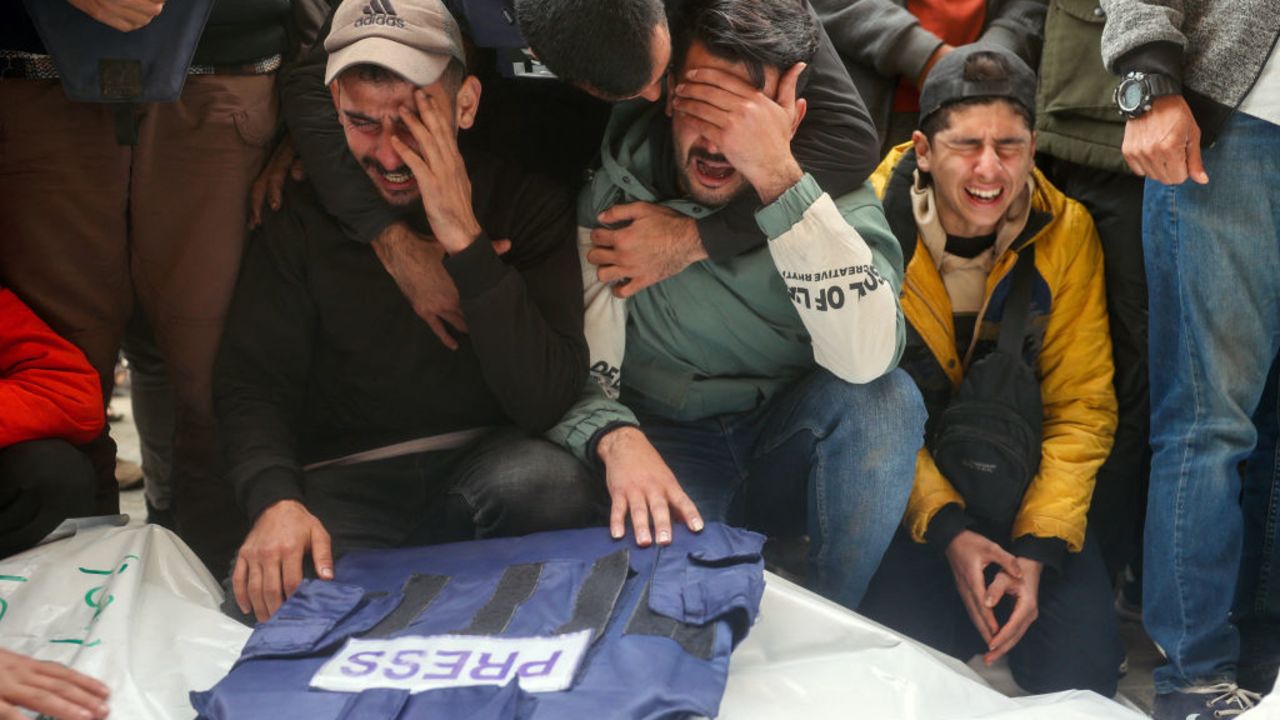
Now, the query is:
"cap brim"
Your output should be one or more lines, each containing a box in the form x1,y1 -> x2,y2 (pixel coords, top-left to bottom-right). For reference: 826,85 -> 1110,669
324,36 -> 452,86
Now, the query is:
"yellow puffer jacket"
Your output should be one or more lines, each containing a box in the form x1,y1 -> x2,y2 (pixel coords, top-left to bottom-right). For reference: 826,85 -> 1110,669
870,144 -> 1117,552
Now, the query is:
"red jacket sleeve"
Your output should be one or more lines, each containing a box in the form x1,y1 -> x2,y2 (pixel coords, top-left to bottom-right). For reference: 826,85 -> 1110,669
0,289 -> 104,446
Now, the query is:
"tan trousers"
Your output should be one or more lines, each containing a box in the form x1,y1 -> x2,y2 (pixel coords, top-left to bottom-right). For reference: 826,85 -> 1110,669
0,73 -> 277,573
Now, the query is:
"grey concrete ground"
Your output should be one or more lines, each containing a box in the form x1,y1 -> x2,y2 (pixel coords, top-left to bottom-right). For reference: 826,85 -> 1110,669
105,387 -> 1161,716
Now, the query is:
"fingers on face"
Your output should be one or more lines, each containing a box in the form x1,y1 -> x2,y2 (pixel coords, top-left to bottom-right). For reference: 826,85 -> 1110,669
673,81 -> 738,113
672,97 -> 732,130
683,67 -> 756,99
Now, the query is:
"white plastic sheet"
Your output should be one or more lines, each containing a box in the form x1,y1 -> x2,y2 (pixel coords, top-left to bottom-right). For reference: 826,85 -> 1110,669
0,525 -> 1152,719
0,524 -> 249,720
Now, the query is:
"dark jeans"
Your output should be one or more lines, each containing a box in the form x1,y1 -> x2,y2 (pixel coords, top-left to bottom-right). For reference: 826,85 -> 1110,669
639,368 -> 926,611
859,528 -> 1123,696
304,427 -> 606,556
121,306 -> 175,514
0,439 -> 97,558
1040,156 -> 1151,582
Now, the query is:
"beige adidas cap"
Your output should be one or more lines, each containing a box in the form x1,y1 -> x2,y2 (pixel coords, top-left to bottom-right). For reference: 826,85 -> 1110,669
324,0 -> 466,86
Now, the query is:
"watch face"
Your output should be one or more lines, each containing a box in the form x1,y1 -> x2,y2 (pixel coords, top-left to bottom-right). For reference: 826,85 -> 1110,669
1119,80 -> 1146,112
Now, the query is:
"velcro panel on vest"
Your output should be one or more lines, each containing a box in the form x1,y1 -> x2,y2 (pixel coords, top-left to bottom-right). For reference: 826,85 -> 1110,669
461,564 -> 543,635
554,549 -> 631,643
363,574 -> 451,639
335,688 -> 409,720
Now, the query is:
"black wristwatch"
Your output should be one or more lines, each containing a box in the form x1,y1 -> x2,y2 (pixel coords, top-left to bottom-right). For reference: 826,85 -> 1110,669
1113,71 -> 1181,119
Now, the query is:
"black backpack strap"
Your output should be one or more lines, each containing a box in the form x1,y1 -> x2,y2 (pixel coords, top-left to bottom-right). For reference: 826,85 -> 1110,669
996,245 -> 1036,357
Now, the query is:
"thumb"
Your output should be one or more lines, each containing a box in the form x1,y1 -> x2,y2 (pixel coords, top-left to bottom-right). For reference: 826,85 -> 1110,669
778,62 -> 805,111
990,546 -> 1023,580
311,529 -> 334,580
491,238 -> 512,255
1186,135 -> 1209,184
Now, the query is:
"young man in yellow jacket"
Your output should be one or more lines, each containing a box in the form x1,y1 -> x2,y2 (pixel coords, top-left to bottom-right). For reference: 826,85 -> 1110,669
856,45 -> 1123,696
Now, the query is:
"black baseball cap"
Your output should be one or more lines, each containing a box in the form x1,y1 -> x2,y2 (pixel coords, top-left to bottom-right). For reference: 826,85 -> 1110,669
918,44 -> 1037,125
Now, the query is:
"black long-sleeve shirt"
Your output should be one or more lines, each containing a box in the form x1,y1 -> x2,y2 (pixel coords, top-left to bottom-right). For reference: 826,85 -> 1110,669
283,0 -> 879,260
215,151 -> 587,522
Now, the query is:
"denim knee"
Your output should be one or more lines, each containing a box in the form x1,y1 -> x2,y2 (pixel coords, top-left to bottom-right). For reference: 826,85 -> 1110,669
795,367 -> 927,439
458,439 -> 604,537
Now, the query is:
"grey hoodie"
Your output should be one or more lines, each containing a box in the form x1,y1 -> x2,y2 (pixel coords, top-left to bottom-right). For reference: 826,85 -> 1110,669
1099,0 -> 1280,143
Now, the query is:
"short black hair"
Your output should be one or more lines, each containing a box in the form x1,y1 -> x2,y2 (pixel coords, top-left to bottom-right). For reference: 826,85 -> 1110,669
919,51 -> 1034,141
339,59 -> 467,94
514,0 -> 666,99
671,0 -> 818,90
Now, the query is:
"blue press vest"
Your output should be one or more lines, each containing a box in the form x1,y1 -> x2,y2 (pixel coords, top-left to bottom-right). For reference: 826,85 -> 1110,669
192,523 -> 765,719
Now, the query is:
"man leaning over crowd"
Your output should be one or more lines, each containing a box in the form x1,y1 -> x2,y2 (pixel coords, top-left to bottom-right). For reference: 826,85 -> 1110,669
547,0 -> 927,613
856,46 -> 1122,696
214,0 -> 599,623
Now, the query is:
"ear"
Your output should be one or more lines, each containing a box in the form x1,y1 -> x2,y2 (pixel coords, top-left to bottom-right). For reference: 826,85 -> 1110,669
789,98 -> 807,138
454,75 -> 482,130
1028,130 -> 1038,158
329,80 -> 341,109
911,130 -> 931,173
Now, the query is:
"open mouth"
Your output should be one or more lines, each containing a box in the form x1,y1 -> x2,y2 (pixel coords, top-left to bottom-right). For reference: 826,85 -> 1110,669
379,168 -> 414,186
964,186 -> 1003,204
693,157 -> 736,187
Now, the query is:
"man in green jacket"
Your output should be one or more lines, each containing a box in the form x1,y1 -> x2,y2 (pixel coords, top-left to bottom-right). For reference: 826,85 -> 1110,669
548,0 -> 926,611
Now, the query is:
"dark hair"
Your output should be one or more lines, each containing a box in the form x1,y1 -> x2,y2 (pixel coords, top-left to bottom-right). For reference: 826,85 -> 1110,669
671,0 -> 818,90
339,58 -> 467,94
919,51 -> 1034,141
514,0 -> 666,99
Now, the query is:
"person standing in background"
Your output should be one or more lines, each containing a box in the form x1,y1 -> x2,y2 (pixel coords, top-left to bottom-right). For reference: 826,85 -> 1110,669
0,0 -> 292,575
1100,0 -> 1280,715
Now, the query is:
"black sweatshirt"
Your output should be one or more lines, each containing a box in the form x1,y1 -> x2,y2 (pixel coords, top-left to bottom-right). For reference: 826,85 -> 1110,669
214,151 -> 587,522
282,0 -> 879,259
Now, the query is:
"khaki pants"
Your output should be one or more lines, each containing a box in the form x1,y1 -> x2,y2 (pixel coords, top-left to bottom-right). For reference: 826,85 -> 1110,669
0,74 -> 277,573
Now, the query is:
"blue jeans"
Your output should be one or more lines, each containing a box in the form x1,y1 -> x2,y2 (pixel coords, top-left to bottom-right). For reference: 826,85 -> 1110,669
640,368 -> 925,610
1142,112 -> 1280,692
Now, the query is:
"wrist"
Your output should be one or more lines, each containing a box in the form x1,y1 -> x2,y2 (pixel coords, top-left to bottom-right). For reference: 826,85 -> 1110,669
753,158 -> 805,205
596,426 -> 642,462
436,217 -> 484,255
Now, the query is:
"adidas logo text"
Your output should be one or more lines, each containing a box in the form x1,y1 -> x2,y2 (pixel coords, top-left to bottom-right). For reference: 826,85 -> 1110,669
356,0 -> 406,28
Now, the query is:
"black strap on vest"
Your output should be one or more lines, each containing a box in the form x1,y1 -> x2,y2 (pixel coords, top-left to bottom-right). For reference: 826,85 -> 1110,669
996,245 -> 1036,357
461,563 -> 544,635
362,573 -> 451,639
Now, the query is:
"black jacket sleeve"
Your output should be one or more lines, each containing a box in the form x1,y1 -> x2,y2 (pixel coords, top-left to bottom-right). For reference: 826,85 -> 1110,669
214,198 -> 316,522
443,174 -> 588,433
696,7 -> 880,261
281,8 -> 402,245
